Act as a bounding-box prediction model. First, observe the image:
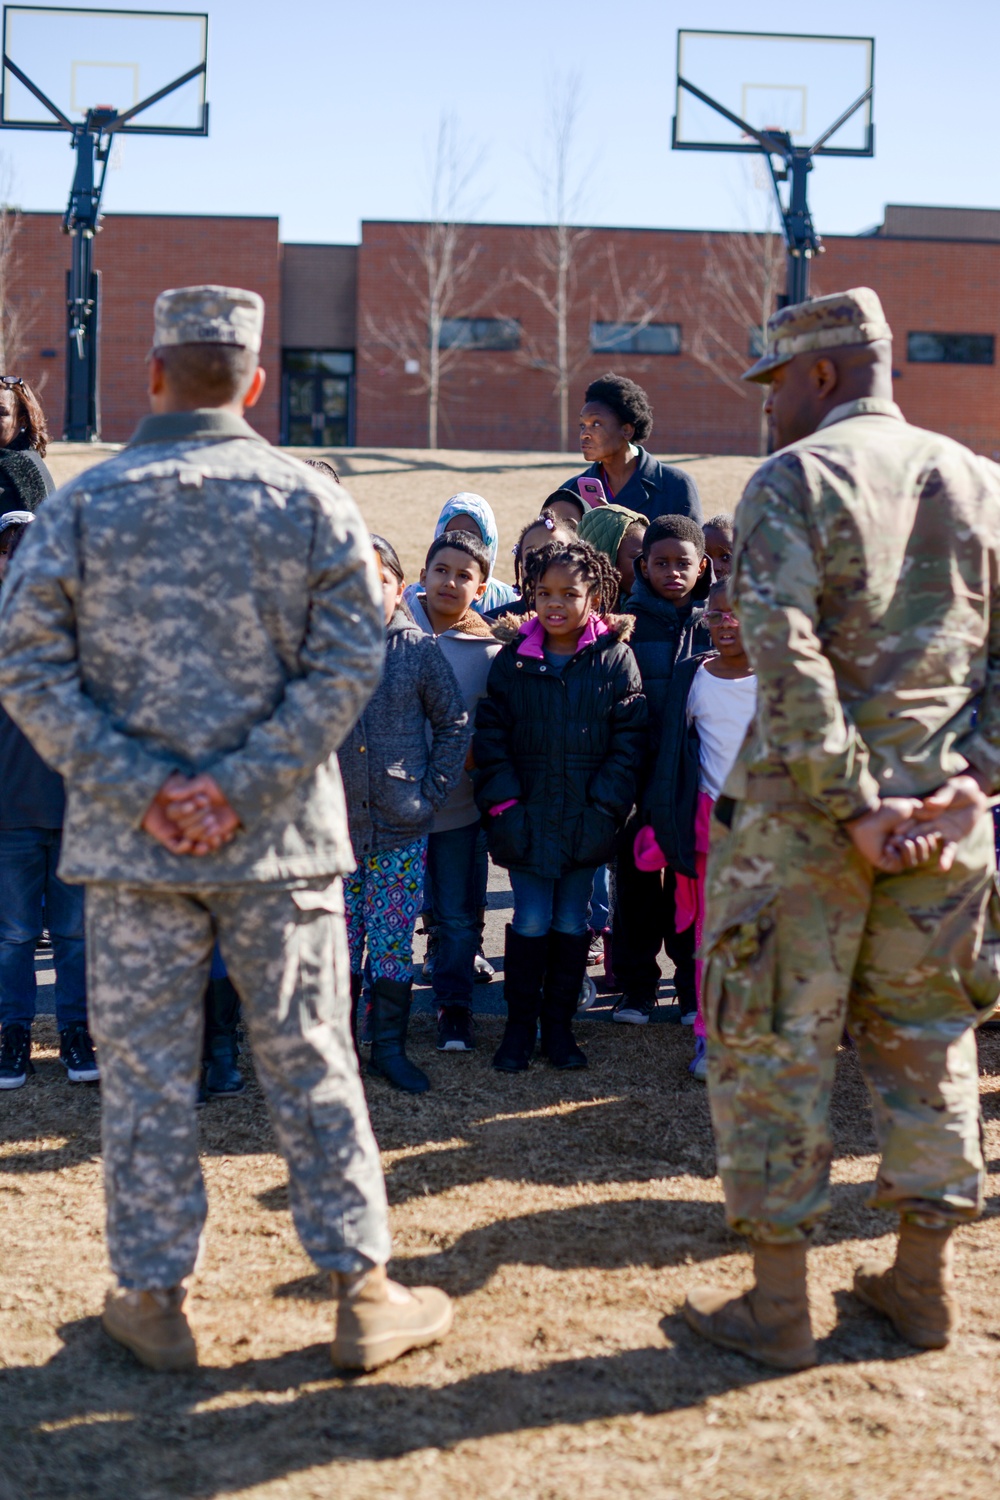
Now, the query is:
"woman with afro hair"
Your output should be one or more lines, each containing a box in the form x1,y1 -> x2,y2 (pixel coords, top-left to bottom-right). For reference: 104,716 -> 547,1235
573,371 -> 702,525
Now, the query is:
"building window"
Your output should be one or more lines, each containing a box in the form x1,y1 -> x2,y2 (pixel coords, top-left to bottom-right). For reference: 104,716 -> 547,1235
591,321 -> 682,355
281,350 -> 354,447
907,332 -> 995,365
437,317 -> 520,351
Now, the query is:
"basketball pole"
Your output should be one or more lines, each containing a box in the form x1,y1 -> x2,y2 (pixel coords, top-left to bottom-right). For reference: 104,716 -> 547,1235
63,112 -> 113,440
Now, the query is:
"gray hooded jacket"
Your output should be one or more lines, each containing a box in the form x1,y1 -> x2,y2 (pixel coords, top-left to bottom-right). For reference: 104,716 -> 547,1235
338,609 -> 468,857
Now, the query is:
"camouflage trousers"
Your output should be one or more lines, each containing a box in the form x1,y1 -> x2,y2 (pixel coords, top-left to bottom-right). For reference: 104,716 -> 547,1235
85,878 -> 391,1289
703,799 -> 1000,1243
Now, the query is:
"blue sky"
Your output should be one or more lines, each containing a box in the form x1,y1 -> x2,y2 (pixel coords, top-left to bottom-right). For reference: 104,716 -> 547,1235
3,0 -> 997,244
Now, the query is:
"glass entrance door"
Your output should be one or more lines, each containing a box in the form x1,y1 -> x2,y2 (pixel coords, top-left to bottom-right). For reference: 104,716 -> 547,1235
281,351 -> 354,446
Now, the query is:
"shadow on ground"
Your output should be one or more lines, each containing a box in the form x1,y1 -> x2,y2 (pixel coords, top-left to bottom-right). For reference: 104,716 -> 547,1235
1,1300 -> 918,1500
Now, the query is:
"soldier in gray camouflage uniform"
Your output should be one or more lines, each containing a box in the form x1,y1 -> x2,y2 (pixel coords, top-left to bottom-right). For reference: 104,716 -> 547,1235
683,288 -> 1000,1370
0,285 -> 452,1373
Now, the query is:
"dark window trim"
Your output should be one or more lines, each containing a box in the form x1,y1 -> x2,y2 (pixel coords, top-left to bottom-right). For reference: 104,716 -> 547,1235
436,317 -> 521,351
590,320 -> 682,355
906,332 -> 995,366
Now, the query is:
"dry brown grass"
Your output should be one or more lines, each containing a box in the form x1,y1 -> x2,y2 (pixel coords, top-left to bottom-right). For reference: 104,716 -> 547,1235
45,443 -> 760,587
3,1013 -> 1000,1499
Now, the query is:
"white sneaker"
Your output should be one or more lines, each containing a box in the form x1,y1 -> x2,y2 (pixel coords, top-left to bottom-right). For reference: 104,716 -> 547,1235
612,997 -> 653,1024
577,974 -> 598,1011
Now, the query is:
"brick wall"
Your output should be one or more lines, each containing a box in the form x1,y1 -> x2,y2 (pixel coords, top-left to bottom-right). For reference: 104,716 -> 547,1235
356,220 -> 1000,458
10,212 -> 282,443
10,209 -> 1000,457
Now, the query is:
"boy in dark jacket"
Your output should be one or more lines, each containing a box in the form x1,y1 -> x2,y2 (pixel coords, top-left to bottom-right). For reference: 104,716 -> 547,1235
0,512 -> 96,1089
611,515 -> 711,1024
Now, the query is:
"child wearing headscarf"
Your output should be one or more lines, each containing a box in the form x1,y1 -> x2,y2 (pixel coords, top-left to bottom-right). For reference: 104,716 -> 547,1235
404,492 -> 518,616
578,504 -> 647,609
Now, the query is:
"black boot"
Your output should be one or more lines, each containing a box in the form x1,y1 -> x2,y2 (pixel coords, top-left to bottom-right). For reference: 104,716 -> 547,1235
349,972 -> 363,1062
368,977 -> 429,1094
202,977 -> 245,1097
540,930 -> 589,1070
493,925 -> 547,1072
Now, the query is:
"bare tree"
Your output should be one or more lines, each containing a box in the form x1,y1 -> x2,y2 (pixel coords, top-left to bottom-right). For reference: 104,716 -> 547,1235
513,82 -> 677,450
363,114 -> 489,448
682,178 -> 791,453
512,76 -> 591,452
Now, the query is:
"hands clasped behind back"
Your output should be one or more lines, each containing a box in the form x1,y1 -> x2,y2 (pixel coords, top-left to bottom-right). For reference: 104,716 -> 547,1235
141,771 -> 241,856
845,774 -> 989,875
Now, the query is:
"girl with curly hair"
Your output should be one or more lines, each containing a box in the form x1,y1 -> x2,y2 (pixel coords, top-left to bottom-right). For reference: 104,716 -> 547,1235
473,538 -> 646,1073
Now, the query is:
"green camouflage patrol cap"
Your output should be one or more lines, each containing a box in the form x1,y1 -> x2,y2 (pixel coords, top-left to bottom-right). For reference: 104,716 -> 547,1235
742,287 -> 892,384
153,285 -> 264,355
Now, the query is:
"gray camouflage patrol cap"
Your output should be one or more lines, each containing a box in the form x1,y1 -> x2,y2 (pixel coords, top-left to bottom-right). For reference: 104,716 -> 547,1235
153,285 -> 264,355
742,287 -> 892,384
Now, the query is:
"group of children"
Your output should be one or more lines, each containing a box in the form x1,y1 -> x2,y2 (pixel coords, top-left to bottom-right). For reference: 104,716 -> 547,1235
339,478 -> 757,1092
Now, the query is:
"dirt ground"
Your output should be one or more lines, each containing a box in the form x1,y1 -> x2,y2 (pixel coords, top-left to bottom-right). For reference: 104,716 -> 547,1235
3,988 -> 1000,1499
10,444 -> 1000,1498
44,443 -> 760,586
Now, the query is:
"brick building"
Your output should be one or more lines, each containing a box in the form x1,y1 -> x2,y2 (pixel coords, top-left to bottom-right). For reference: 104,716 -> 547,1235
8,203 -> 1000,455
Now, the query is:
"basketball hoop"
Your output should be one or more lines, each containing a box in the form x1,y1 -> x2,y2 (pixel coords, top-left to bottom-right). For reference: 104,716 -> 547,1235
0,6 -> 209,440
672,30 -> 875,306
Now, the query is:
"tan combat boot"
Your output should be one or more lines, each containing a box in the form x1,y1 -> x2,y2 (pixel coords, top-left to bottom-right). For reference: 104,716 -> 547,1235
683,1240 -> 818,1371
102,1286 -> 198,1372
853,1218 -> 958,1349
330,1264 -> 453,1372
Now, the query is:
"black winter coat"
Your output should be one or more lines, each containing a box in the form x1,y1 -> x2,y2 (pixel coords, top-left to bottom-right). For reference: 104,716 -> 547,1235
643,651 -> 713,880
624,571 -> 712,763
0,431 -> 55,512
472,616 -> 646,878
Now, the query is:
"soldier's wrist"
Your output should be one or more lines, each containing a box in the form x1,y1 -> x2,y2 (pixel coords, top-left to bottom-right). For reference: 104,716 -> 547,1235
842,797 -> 881,827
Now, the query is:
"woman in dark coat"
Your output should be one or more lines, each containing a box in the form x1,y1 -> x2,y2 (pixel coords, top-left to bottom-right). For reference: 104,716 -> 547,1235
573,371 -> 702,523
0,377 -> 54,513
473,538 -> 646,1073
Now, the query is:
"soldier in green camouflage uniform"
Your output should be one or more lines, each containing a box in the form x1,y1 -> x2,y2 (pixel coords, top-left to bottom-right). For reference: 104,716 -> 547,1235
684,288 -> 1000,1370
0,286 -> 452,1373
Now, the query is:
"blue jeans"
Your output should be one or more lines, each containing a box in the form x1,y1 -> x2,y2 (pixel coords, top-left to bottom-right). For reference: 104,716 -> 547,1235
510,867 -> 597,939
427,820 -> 481,1008
0,827 -> 87,1029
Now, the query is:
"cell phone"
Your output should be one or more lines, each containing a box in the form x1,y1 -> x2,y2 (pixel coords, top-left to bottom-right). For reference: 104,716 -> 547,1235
577,477 -> 608,507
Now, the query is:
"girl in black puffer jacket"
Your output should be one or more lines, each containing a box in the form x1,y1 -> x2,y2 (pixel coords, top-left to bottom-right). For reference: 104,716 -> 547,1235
473,539 -> 646,1072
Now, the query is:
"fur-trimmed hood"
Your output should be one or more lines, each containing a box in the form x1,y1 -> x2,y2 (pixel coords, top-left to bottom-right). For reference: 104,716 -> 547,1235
409,593 -> 497,641
490,610 -> 635,646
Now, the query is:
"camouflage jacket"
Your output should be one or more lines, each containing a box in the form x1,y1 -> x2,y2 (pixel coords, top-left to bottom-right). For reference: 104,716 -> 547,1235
728,397 -> 1000,820
0,410 -> 384,885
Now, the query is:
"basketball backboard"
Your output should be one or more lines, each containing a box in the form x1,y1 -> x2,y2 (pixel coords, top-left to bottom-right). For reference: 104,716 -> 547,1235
1,5 -> 208,133
674,30 -> 874,156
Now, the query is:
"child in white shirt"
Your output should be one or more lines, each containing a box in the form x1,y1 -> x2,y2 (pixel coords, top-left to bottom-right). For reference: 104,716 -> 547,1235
636,580 -> 756,1077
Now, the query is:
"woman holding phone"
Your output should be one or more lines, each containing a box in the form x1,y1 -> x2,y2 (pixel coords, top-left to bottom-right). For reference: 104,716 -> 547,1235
573,371 -> 702,525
